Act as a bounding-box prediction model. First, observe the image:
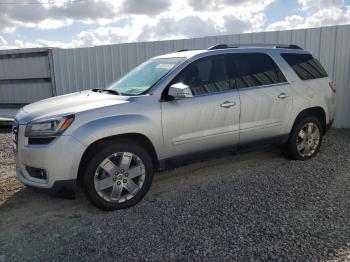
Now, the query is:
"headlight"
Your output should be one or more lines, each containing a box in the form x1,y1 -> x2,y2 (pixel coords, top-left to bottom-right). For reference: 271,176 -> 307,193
25,115 -> 74,137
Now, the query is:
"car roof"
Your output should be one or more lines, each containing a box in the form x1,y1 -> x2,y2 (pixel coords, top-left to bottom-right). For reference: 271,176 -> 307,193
154,47 -> 309,60
154,50 -> 207,59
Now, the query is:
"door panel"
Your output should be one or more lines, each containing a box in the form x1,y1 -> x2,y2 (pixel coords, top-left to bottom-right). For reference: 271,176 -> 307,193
226,52 -> 293,143
161,54 -> 240,158
238,83 -> 293,143
161,91 -> 240,158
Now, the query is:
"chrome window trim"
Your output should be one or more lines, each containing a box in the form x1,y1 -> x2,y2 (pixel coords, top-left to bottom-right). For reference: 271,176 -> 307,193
162,82 -> 290,101
187,85 -> 237,98
237,81 -> 290,91
188,82 -> 290,98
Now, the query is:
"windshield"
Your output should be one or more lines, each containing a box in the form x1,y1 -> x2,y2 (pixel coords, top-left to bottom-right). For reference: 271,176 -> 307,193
107,57 -> 185,95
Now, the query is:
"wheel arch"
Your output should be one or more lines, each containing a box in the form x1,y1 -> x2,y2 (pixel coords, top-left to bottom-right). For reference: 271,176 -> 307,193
77,133 -> 159,184
290,106 -> 327,136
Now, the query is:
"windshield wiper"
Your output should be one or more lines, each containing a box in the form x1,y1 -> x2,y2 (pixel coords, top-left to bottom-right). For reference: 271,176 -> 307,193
92,88 -> 121,95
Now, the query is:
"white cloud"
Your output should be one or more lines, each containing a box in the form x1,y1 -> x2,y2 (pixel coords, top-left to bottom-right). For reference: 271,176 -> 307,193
187,0 -> 275,12
304,7 -> 350,27
113,12 -> 266,42
267,6 -> 350,31
12,40 -> 42,49
0,29 -> 111,49
0,36 -> 7,47
0,9 -> 269,50
298,0 -> 343,10
2,0 -> 350,50
346,7 -> 350,19
19,19 -> 73,30
137,15 -> 219,41
0,0 -> 275,32
72,31 -> 110,47
0,16 -> 17,33
0,0 -> 118,31
0,0 -> 276,49
267,15 -> 305,31
120,0 -> 172,15
74,8 -> 268,46
94,26 -> 135,43
224,13 -> 266,34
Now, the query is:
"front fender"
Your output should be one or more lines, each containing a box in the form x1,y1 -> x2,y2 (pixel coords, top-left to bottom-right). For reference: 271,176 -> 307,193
70,114 -> 164,158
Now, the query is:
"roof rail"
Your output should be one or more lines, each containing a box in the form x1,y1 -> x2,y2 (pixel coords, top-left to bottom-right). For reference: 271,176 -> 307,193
176,49 -> 189,52
275,44 -> 302,49
207,44 -> 229,50
207,43 -> 303,50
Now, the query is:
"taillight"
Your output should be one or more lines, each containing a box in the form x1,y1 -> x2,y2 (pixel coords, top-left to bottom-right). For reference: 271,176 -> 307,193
329,82 -> 336,93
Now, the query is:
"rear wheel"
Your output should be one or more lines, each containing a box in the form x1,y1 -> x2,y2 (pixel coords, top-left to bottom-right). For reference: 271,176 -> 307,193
284,116 -> 323,160
83,141 -> 154,210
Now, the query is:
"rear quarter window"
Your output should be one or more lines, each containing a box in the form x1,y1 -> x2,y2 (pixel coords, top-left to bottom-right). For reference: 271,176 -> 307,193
281,53 -> 328,80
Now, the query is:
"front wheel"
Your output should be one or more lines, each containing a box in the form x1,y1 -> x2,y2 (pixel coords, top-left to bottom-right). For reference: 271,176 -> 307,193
285,116 -> 323,160
83,141 -> 154,210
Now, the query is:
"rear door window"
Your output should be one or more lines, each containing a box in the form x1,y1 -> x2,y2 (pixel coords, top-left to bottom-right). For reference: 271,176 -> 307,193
281,53 -> 328,80
228,53 -> 287,88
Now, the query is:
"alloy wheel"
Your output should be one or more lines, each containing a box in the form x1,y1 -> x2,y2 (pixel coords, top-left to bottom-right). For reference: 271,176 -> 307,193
94,152 -> 146,203
296,122 -> 320,157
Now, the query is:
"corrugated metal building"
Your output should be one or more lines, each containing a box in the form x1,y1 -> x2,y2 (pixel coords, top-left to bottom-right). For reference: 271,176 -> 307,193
0,24 -> 349,127
0,48 -> 55,104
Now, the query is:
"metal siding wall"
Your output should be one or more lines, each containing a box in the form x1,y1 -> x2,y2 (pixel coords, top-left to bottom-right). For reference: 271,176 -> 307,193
51,25 -> 350,127
319,26 -> 337,80
333,25 -> 350,127
305,28 -> 321,57
278,30 -> 292,44
0,82 -> 52,104
0,56 -> 50,80
0,49 -> 53,104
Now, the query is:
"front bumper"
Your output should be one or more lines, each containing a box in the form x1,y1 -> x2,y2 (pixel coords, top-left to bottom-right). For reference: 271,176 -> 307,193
14,124 -> 86,195
17,168 -> 77,198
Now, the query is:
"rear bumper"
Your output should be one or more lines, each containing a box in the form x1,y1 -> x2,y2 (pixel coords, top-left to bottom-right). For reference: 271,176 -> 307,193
325,119 -> 334,133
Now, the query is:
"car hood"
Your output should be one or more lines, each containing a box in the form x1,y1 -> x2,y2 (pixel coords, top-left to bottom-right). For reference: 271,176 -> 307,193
16,90 -> 129,124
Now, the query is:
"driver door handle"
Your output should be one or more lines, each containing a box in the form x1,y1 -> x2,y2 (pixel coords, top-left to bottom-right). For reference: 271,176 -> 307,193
220,101 -> 236,108
278,93 -> 289,99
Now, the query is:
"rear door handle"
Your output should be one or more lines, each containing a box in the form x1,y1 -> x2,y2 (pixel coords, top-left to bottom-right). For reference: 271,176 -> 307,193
220,101 -> 236,108
278,93 -> 289,99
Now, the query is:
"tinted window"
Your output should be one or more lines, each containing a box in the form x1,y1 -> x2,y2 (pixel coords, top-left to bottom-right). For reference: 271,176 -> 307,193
228,53 -> 287,88
173,56 -> 230,96
281,53 -> 328,80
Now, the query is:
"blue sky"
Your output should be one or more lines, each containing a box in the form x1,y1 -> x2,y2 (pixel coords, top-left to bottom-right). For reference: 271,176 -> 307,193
0,0 -> 350,49
265,0 -> 302,23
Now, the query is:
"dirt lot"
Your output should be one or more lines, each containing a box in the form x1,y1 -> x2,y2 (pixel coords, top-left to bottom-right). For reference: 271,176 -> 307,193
1,129 -> 350,261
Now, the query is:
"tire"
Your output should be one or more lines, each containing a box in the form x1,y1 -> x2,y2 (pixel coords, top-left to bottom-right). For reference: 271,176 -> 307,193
82,140 -> 154,210
284,116 -> 323,160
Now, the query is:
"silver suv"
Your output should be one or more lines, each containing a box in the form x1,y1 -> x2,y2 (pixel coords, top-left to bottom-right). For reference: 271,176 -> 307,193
13,44 -> 335,210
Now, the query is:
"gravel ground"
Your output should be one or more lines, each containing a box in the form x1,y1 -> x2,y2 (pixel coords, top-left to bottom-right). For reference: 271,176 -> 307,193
0,132 -> 23,204
1,129 -> 350,261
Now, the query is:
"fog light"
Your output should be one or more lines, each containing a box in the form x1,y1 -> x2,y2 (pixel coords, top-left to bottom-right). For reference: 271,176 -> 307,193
26,166 -> 47,180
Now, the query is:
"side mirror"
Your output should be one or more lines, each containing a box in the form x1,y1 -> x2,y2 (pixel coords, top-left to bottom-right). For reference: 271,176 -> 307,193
168,83 -> 193,99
